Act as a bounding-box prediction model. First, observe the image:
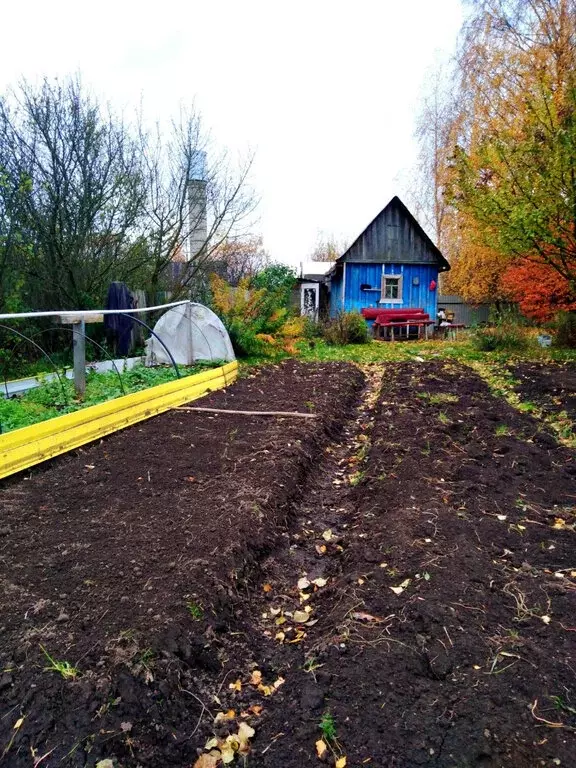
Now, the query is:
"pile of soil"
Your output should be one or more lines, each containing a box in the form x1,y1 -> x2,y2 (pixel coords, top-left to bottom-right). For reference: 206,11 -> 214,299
511,361 -> 576,426
0,360 -> 363,767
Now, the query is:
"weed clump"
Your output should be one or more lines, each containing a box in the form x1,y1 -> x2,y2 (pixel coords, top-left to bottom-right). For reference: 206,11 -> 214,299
471,324 -> 530,352
322,312 -> 369,345
554,312 -> 576,348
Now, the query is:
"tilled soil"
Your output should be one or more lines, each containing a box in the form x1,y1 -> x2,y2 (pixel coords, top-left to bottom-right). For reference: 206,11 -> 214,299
197,361 -> 576,768
1,359 -> 575,768
0,360 -> 364,767
511,361 -> 576,428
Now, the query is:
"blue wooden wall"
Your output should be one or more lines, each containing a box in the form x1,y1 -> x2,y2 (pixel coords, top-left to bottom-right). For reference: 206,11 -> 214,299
330,262 -> 439,318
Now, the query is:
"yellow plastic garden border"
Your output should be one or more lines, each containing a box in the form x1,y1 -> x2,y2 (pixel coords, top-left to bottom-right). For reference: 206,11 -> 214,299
0,361 -> 238,480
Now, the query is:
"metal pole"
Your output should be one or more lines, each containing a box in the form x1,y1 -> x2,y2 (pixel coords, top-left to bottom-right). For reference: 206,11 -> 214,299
73,319 -> 86,396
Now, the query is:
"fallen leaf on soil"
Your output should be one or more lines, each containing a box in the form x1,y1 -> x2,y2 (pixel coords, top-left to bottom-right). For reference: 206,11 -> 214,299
237,721 -> 255,749
316,739 -> 328,758
214,710 -> 236,723
221,738 -> 236,764
541,614 -> 552,624
496,515 -> 507,522
275,615 -> 287,625
229,679 -> 242,692
358,578 -> 365,585
315,544 -> 327,555
390,578 -> 411,595
275,631 -> 285,642
96,761 -> 116,768
193,753 -> 221,768
250,670 -> 263,686
322,529 -> 334,542
287,629 -> 307,643
298,577 -> 311,590
13,717 -> 24,730
351,611 -> 386,623
335,757 -> 347,768
312,577 -> 328,587
270,607 -> 281,616
379,562 -> 388,568
293,610 -> 311,623
248,705 -> 263,716
263,583 -> 272,593
553,518 -> 566,529
299,591 -> 311,602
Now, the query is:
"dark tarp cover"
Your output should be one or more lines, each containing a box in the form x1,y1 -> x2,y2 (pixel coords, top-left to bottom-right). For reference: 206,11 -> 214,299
104,282 -> 134,356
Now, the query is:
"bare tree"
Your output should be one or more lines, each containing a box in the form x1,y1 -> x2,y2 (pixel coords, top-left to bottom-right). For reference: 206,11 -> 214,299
138,110 -> 259,302
0,77 -> 144,310
209,235 -> 270,285
0,77 -> 259,313
309,233 -> 348,262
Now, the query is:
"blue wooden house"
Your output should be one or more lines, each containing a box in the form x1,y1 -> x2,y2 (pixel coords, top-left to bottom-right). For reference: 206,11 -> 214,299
329,196 -> 450,319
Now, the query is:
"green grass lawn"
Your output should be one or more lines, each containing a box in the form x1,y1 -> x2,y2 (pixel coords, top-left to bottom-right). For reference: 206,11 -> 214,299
3,335 -> 575,436
0,362 -> 220,434
242,336 -> 576,368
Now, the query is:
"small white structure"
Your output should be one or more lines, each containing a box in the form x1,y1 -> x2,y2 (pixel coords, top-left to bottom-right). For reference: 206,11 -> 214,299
145,301 -> 235,365
298,261 -> 333,321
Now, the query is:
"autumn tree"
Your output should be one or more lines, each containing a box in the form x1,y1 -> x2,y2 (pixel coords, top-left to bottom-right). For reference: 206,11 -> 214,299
501,260 -> 576,320
210,235 -> 269,285
413,0 -> 576,310
448,0 -> 576,293
309,234 -> 347,262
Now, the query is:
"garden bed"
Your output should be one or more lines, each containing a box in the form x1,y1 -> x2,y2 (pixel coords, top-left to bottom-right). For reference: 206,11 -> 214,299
0,363 -> 219,434
511,361 -> 576,428
2,359 -> 576,768
0,360 -> 363,767
192,361 -> 576,768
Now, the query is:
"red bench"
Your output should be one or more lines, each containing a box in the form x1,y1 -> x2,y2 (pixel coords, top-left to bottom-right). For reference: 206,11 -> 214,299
361,308 -> 433,341
361,308 -> 425,321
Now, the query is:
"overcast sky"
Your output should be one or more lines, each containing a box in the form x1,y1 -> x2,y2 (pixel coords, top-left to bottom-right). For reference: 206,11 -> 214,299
0,0 -> 463,265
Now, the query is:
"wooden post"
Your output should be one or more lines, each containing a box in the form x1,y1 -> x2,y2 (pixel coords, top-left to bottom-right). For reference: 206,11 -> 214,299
73,318 -> 86,397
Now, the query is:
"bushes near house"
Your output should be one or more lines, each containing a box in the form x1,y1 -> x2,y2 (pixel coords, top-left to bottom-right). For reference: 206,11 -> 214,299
554,312 -> 576,349
209,270 -> 304,357
322,312 -> 370,346
471,322 -> 530,352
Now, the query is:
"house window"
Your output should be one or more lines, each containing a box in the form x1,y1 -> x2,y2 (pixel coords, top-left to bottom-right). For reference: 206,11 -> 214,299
380,274 -> 403,303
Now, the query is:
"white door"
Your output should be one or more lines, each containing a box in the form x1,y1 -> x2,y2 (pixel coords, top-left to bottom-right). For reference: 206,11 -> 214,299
300,282 -> 319,320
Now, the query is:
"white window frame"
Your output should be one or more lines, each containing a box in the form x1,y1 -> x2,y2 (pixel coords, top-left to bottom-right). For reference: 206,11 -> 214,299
379,273 -> 403,304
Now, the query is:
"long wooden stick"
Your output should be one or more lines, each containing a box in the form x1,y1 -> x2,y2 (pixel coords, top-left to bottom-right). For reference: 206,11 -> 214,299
175,406 -> 318,419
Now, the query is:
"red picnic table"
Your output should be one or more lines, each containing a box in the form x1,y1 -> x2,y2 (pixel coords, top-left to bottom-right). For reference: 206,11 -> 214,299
375,319 -> 435,341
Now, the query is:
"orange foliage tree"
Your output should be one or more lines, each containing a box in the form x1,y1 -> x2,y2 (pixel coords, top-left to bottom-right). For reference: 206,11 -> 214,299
209,273 -> 304,356
501,260 -> 576,321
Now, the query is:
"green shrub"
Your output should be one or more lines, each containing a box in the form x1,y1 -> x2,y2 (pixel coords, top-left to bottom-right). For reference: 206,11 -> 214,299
322,312 -> 369,345
471,323 -> 529,352
302,316 -> 324,340
554,311 -> 576,348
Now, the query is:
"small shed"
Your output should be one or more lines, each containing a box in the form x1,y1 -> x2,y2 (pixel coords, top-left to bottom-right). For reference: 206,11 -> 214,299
329,196 -> 450,319
294,262 -> 332,321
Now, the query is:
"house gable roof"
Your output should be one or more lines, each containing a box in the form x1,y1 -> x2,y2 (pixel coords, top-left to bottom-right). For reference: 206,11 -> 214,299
336,196 -> 450,271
